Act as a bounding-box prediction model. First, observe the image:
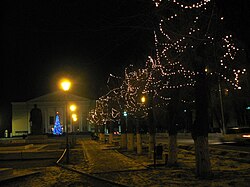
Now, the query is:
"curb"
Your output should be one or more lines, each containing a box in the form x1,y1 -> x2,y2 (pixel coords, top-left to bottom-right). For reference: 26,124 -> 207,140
0,170 -> 40,183
56,162 -> 128,187
0,150 -> 63,160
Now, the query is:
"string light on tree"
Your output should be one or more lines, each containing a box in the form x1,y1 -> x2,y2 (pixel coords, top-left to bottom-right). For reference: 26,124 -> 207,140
88,0 -> 247,131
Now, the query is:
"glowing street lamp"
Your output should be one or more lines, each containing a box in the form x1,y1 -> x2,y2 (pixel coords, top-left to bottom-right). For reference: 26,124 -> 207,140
72,113 -> 77,131
60,79 -> 71,91
123,111 -> 128,132
70,104 -> 77,131
70,109 -> 78,144
70,104 -> 76,112
72,113 -> 77,120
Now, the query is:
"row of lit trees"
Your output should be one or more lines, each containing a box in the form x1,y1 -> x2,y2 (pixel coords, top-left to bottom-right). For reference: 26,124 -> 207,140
88,0 -> 248,178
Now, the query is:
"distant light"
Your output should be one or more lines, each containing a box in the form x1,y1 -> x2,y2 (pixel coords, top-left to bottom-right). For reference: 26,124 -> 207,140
184,109 -> 187,113
70,105 -> 76,112
224,88 -> 229,96
72,113 -> 77,122
141,96 -> 146,103
123,111 -> 127,117
246,106 -> 250,110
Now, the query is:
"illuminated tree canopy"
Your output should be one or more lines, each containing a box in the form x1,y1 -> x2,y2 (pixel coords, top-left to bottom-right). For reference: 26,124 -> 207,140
88,0 -> 247,127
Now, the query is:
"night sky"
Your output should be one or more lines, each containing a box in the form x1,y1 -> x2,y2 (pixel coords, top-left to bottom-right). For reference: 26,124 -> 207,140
1,0 -> 250,130
2,0 -> 154,102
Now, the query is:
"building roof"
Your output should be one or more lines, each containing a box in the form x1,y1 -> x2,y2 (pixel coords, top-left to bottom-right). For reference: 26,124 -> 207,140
12,91 -> 94,105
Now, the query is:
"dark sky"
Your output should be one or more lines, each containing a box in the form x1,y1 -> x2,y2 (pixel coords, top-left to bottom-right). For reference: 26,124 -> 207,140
2,0 -> 154,102
2,0 -> 250,103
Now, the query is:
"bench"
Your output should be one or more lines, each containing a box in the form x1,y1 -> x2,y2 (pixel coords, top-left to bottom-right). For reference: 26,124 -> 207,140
15,131 -> 28,136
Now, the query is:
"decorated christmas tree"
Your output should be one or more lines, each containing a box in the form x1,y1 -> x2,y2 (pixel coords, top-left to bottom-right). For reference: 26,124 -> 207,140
53,113 -> 62,135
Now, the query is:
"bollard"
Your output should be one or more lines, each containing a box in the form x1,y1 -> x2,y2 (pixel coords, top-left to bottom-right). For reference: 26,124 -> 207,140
4,130 -> 8,138
165,153 -> 168,165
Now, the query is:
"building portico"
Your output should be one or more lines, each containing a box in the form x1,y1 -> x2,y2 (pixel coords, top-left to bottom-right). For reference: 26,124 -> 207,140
12,91 -> 95,136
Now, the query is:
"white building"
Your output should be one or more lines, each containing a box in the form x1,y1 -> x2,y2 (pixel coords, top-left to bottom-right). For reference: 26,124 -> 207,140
11,91 -> 95,136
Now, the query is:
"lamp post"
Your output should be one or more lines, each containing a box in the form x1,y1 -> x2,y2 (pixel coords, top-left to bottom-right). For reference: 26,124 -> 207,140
135,96 -> 146,155
142,94 -> 156,166
60,78 -> 71,164
123,111 -> 128,131
120,111 -> 128,149
147,93 -> 156,167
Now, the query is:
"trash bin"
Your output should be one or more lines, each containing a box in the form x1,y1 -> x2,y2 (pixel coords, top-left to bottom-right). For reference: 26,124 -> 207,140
155,144 -> 163,159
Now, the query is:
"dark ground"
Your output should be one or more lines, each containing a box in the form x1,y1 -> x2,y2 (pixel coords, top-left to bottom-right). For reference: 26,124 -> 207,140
1,137 -> 250,186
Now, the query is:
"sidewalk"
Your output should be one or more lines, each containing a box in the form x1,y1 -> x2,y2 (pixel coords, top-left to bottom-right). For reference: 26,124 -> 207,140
80,139 -> 147,174
75,138 -> 250,187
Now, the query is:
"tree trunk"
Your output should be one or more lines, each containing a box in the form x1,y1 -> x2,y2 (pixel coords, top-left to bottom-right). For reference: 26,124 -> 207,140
168,134 -> 177,166
126,117 -> 134,151
108,122 -> 114,144
148,105 -> 155,158
192,51 -> 212,178
136,133 -> 142,154
167,90 -> 179,166
194,136 -> 211,178
121,134 -> 127,149
147,91 -> 155,159
99,133 -> 105,141
94,124 -> 98,135
99,125 -> 105,141
109,133 -> 113,144
148,134 -> 154,158
136,120 -> 142,155
127,133 -> 134,151
120,117 -> 127,149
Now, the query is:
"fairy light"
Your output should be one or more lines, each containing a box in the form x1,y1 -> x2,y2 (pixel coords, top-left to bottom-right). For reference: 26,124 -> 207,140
153,0 -> 162,7
89,0 -> 247,124
171,0 -> 211,9
153,0 -> 246,91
